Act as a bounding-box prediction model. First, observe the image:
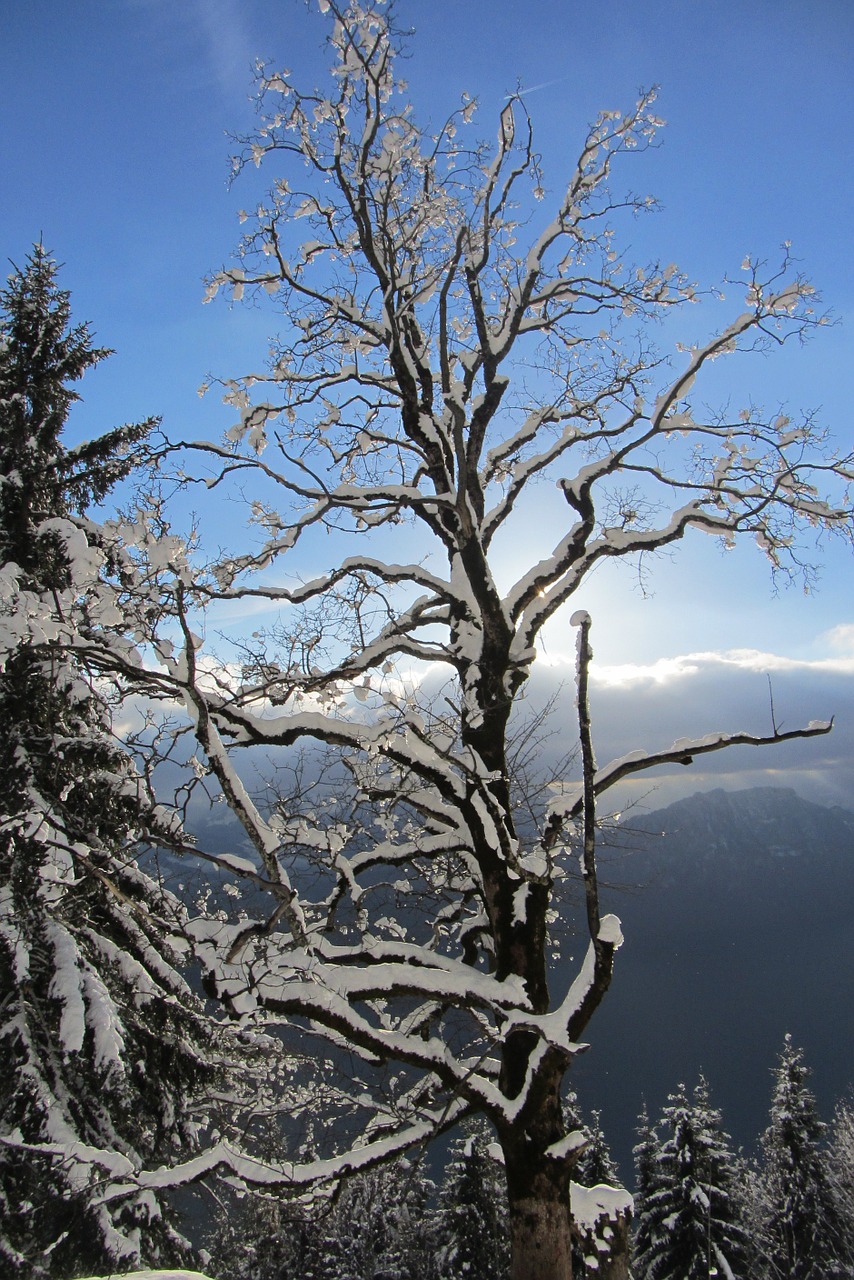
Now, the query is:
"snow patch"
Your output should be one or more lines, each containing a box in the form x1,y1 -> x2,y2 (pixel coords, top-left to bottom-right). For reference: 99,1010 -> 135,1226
571,1182 -> 633,1229
77,1272 -> 216,1280
598,914 -> 623,948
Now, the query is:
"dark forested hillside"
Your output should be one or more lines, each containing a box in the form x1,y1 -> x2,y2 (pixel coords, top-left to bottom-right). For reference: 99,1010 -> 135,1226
571,786 -> 854,1178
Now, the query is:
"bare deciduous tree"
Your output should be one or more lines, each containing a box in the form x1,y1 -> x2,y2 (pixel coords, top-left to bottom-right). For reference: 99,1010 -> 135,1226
41,3 -> 852,1276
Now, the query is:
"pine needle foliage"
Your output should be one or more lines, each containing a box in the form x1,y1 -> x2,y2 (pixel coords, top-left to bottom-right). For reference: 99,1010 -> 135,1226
755,1036 -> 851,1280
0,245 -> 224,1278
632,1078 -> 751,1280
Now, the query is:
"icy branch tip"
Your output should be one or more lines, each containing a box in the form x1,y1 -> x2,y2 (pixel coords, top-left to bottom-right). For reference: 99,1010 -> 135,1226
598,914 -> 623,948
570,609 -> 591,628
807,719 -> 832,732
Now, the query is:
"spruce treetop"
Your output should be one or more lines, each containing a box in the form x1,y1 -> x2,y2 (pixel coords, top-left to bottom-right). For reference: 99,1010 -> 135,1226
0,243 -> 153,581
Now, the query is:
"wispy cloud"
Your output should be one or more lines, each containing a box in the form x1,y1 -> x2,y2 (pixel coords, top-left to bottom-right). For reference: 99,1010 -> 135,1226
822,621 -> 854,653
128,0 -> 258,99
192,0 -> 258,97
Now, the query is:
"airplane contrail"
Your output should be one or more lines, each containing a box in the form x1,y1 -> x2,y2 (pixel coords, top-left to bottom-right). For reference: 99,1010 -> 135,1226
506,74 -> 572,99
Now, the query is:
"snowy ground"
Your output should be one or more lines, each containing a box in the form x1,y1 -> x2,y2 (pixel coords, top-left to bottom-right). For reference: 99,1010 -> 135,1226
77,1271 -> 216,1280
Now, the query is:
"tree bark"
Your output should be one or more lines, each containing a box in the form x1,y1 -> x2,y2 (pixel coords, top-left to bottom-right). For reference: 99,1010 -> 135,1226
507,1177 -> 574,1280
505,1143 -> 574,1280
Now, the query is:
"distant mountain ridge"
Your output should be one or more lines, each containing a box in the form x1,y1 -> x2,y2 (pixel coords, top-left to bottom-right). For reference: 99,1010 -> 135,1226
626,784 -> 854,869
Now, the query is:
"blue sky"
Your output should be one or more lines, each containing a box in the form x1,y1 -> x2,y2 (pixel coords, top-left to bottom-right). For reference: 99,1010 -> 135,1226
2,0 -> 853,804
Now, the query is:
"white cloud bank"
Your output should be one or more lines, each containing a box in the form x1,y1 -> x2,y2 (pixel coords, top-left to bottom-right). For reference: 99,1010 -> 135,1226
536,621 -> 854,689
590,644 -> 854,688
530,624 -> 854,812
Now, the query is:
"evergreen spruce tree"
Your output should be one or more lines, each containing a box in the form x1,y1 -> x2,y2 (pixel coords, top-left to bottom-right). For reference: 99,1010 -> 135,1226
436,1119 -> 509,1280
0,245 -> 228,1277
631,1102 -> 661,1275
334,1158 -> 435,1280
757,1036 -> 850,1279
210,1153 -> 436,1280
828,1099 -> 854,1267
631,1078 -> 751,1280
574,1109 -> 622,1190
379,1156 -> 437,1280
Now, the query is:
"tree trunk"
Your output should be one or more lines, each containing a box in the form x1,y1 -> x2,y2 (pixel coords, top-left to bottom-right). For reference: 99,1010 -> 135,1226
505,1148 -> 574,1280
599,1210 -> 631,1280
